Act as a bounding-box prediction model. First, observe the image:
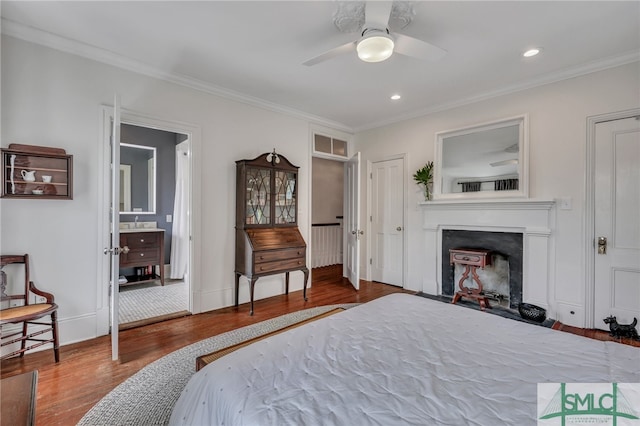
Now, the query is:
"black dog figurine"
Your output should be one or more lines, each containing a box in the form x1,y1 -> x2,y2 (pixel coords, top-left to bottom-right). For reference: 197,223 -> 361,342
603,316 -> 639,339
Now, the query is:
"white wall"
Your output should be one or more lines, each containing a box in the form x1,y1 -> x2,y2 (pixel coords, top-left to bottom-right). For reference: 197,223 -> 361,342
354,62 -> 640,327
1,36 -> 314,346
3,33 -> 638,348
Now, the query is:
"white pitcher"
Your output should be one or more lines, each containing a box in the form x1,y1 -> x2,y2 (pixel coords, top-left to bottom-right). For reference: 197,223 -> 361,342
21,170 -> 36,182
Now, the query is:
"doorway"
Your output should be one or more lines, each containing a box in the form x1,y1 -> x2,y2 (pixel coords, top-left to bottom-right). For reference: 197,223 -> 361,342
311,156 -> 345,270
310,127 -> 357,287
117,123 -> 191,329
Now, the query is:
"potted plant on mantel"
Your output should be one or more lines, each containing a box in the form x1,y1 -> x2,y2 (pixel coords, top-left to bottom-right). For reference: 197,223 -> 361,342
413,161 -> 434,201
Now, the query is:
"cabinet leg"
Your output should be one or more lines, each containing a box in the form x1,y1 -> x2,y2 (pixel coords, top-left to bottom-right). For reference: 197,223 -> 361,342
234,273 -> 241,307
302,268 -> 309,301
249,277 -> 258,316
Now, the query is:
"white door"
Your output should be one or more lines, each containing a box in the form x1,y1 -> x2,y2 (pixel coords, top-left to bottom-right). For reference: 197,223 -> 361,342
594,116 -> 640,332
344,152 -> 361,290
371,158 -> 404,286
104,95 -> 121,360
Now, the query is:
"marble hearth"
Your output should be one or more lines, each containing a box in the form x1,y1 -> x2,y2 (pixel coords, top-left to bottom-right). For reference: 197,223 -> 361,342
421,199 -> 555,312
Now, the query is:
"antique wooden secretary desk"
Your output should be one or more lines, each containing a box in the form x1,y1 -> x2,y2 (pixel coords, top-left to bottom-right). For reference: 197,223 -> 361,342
235,151 -> 309,315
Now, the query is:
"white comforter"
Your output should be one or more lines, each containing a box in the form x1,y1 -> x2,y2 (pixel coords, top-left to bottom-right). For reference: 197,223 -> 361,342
170,294 -> 640,425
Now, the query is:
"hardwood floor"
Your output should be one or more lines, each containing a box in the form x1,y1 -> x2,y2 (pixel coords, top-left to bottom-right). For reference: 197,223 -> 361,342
552,322 -> 640,348
1,265 -> 637,425
1,265 -> 412,426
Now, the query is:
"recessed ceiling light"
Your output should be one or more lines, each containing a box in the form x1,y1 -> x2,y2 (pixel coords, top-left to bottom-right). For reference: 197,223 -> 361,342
523,48 -> 541,58
390,94 -> 401,100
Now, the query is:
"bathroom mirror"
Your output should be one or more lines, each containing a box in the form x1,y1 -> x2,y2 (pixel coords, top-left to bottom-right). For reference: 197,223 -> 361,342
119,143 -> 156,214
434,115 -> 528,200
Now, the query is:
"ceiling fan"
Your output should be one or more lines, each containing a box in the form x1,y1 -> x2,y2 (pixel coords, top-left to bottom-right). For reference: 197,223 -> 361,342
303,1 -> 447,66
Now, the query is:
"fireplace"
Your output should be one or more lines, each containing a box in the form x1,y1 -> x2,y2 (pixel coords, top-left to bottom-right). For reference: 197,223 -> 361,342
420,199 -> 555,314
442,230 -> 523,309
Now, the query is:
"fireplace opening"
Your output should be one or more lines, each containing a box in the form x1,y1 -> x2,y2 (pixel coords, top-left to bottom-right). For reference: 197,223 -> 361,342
442,230 -> 523,310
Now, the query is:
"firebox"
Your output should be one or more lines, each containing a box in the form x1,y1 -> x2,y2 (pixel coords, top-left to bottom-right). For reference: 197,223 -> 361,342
442,230 -> 523,310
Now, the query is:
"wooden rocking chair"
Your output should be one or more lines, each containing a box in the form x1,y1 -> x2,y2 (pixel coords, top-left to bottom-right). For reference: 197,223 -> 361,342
1,254 -> 60,362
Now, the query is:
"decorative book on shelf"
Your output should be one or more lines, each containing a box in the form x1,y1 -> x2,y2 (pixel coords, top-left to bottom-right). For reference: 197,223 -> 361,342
234,151 -> 309,315
2,144 -> 73,199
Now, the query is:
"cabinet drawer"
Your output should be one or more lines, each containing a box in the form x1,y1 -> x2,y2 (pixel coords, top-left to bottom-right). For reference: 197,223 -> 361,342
122,234 -> 159,249
449,250 -> 491,267
254,248 -> 305,264
121,248 -> 160,266
255,257 -> 306,274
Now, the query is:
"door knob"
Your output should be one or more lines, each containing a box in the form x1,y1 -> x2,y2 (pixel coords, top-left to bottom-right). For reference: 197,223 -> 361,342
102,245 -> 129,255
396,226 -> 402,231
597,236 -> 607,255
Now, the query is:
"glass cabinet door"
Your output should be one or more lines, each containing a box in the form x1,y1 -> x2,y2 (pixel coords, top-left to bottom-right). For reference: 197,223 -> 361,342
245,167 -> 271,225
275,170 -> 296,224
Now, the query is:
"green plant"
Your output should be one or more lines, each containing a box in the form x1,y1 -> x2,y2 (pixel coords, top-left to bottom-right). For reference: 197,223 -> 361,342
413,161 -> 434,200
413,161 -> 434,185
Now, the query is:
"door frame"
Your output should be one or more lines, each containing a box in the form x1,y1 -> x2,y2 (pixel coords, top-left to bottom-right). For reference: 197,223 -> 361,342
308,124 -> 354,284
365,153 -> 408,284
98,106 -> 202,334
584,108 -> 640,328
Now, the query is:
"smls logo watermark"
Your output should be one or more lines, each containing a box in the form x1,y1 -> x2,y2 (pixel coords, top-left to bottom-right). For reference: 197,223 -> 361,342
538,383 -> 640,425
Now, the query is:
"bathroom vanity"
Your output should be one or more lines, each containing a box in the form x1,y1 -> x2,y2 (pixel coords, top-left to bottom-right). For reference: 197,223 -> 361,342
119,228 -> 165,286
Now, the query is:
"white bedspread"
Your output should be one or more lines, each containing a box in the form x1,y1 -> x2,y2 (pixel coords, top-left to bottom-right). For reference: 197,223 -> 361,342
170,294 -> 640,425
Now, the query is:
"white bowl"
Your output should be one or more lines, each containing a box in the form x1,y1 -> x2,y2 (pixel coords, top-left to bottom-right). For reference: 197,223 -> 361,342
31,189 -> 44,195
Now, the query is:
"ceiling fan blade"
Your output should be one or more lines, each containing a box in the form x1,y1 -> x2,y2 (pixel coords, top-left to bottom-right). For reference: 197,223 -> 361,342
303,41 -> 356,66
394,33 -> 447,61
364,1 -> 393,29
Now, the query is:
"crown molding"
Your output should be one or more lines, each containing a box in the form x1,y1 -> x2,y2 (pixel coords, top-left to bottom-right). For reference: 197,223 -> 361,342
3,18 -> 637,135
1,18 -> 354,133
353,51 -> 640,132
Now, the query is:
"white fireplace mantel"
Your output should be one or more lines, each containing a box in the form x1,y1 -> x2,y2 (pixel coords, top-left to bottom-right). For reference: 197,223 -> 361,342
420,198 -> 556,313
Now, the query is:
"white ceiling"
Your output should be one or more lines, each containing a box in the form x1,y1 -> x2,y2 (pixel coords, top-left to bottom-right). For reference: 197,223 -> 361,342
2,1 -> 639,132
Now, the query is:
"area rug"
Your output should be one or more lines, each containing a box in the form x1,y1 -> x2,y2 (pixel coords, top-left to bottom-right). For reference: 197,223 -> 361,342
78,303 -> 356,426
119,281 -> 188,325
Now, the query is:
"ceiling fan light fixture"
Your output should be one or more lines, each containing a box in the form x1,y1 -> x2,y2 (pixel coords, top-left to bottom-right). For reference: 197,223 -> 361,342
357,30 -> 394,62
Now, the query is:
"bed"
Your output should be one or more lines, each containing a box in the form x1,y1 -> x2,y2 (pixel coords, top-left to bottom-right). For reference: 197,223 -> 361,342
170,294 -> 640,425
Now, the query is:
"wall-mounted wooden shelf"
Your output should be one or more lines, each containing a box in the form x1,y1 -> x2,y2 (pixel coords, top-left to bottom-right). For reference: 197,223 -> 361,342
2,144 -> 73,200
